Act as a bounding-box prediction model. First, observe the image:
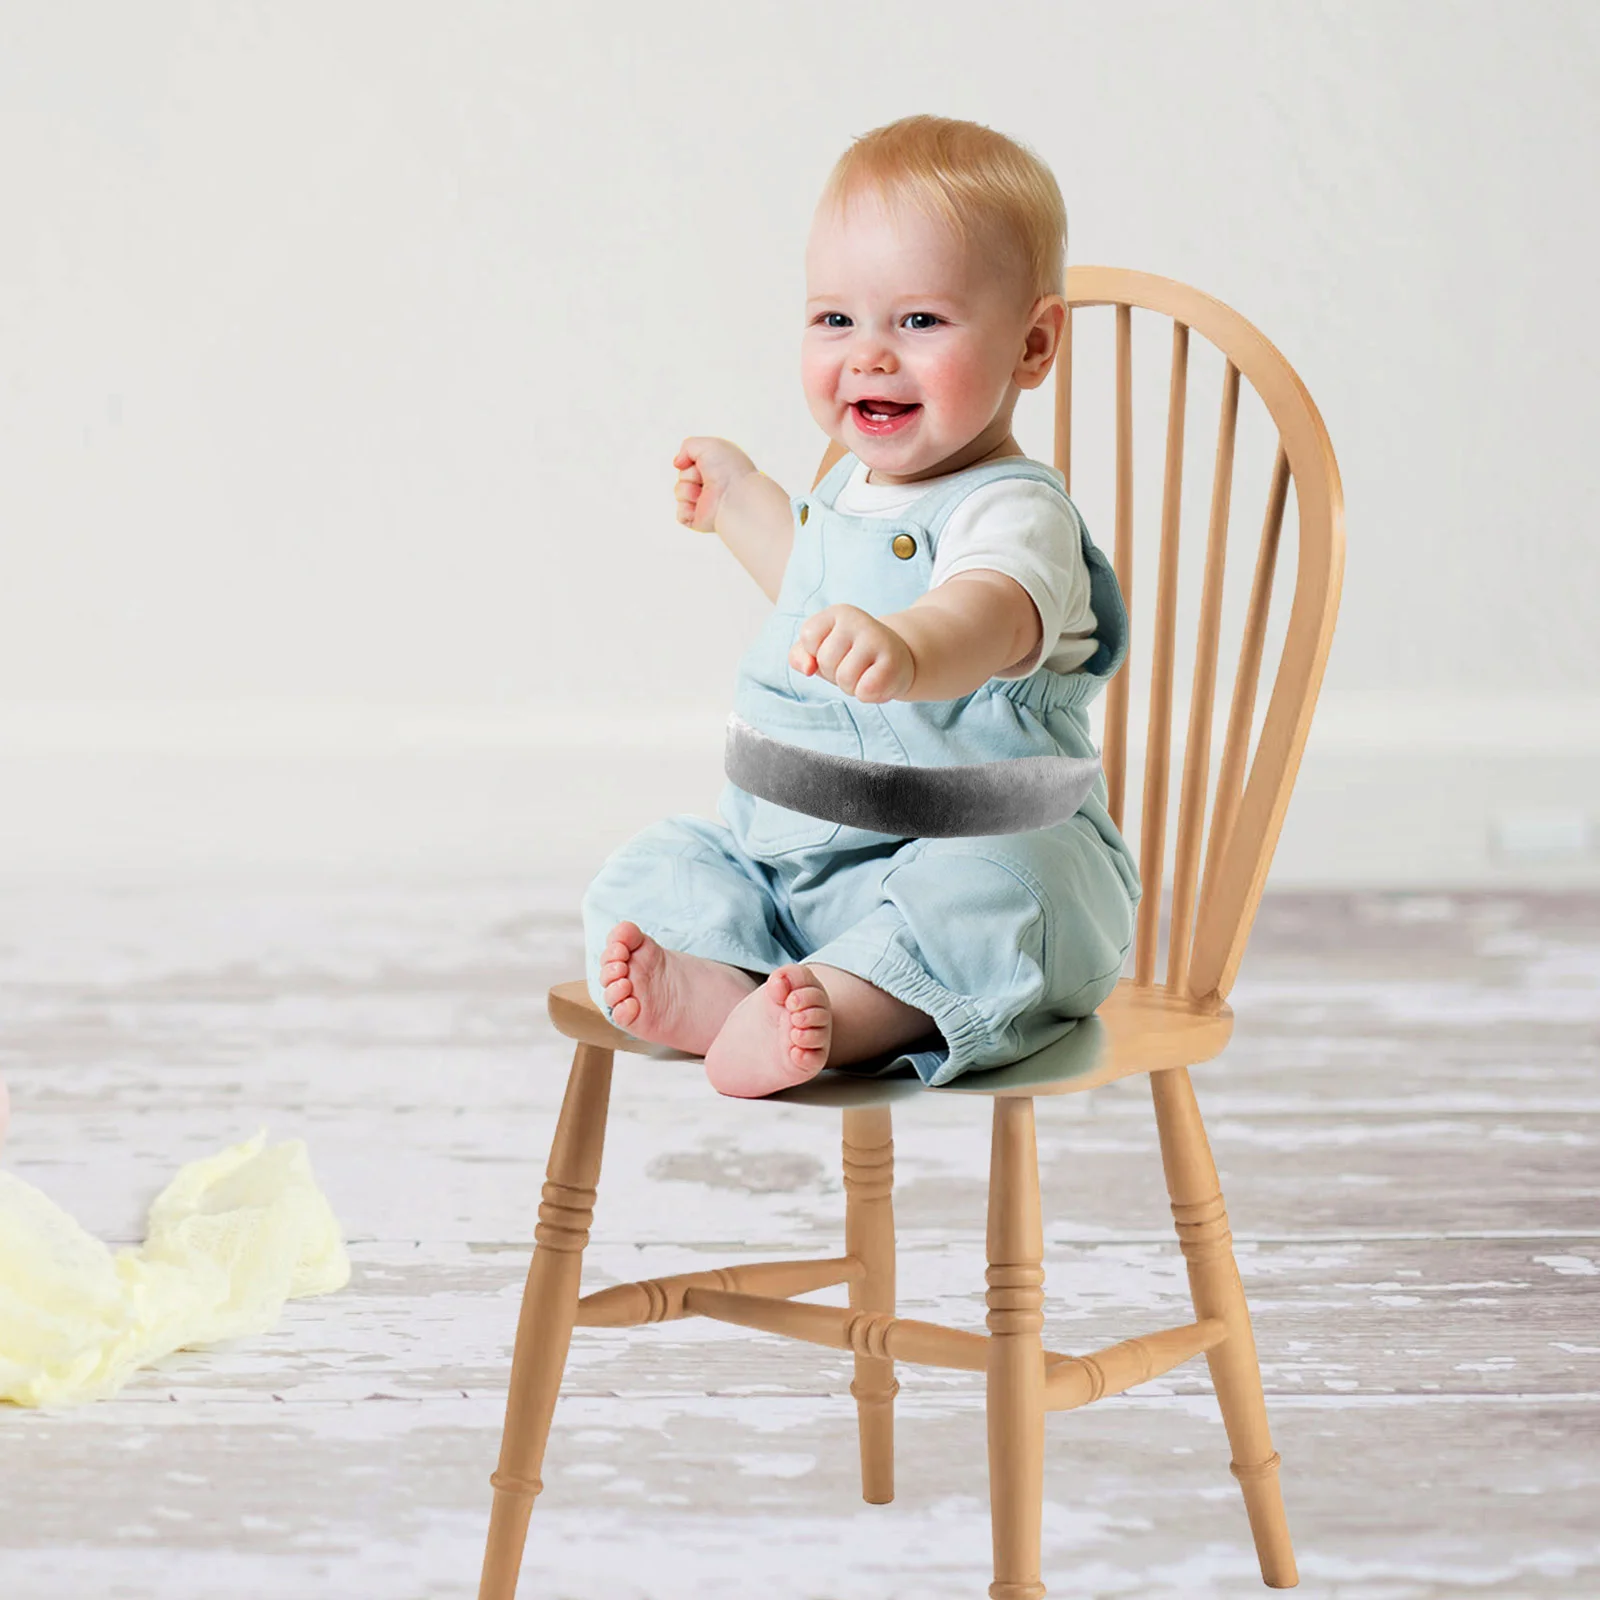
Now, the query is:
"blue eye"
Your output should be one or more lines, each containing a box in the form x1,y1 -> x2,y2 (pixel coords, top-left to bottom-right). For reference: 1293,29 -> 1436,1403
904,313 -> 941,330
819,312 -> 851,328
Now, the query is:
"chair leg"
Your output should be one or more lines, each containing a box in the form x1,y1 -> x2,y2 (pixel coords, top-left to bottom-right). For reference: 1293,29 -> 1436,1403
986,1096 -> 1047,1600
843,1105 -> 898,1504
479,1041 -> 614,1600
1150,1066 -> 1297,1588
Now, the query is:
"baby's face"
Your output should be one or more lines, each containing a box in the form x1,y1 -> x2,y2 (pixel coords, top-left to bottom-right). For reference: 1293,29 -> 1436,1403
803,191 -> 1040,483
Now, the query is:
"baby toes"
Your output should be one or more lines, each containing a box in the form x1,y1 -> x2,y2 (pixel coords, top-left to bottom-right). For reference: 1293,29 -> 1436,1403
603,922 -> 646,967
779,967 -> 831,1063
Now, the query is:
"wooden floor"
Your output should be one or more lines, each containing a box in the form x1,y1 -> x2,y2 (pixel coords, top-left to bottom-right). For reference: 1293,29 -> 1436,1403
1,882 -> 1596,1598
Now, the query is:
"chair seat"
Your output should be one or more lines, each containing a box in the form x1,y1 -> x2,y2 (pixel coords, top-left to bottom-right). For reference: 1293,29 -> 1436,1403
545,977 -> 1233,1103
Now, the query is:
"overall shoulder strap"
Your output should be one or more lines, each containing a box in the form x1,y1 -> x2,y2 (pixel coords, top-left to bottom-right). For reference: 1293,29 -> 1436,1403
807,450 -> 862,510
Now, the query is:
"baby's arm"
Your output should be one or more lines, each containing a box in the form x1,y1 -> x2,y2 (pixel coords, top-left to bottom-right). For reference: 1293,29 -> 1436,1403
673,437 -> 794,604
792,572 -> 1042,703
887,573 -> 1043,701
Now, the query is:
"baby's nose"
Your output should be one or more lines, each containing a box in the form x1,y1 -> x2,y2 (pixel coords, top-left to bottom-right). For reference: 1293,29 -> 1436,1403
850,343 -> 898,373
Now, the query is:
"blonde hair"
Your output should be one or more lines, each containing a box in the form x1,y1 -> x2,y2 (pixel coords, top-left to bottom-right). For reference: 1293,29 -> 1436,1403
819,114 -> 1067,305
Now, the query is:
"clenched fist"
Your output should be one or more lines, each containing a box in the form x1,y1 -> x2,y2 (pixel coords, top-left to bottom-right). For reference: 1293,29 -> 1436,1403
673,436 -> 760,534
790,604 -> 916,704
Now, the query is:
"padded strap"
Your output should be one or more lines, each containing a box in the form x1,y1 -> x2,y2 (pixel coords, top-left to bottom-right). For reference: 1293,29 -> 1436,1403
724,713 -> 1102,838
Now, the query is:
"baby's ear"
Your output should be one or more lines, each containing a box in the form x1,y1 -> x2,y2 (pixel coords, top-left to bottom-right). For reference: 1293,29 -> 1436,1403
1017,295 -> 1068,387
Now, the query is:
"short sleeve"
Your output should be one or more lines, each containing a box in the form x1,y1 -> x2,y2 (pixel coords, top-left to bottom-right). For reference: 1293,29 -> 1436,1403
930,480 -> 1098,678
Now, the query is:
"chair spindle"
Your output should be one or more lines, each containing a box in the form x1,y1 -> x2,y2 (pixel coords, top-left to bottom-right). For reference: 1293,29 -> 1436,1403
1133,320 -> 1190,987
1166,359 -> 1240,995
1102,303 -> 1135,832
1193,443 -> 1289,961
1053,307 -> 1073,493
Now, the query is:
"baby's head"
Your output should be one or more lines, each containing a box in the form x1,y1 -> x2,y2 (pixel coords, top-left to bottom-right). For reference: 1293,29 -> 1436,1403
804,115 -> 1068,484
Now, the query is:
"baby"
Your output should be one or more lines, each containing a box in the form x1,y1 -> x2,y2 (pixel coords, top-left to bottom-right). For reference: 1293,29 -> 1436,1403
583,115 -> 1140,1097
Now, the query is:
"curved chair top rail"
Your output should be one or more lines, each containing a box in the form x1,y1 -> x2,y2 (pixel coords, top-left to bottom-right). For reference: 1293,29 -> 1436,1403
812,266 -> 1345,1006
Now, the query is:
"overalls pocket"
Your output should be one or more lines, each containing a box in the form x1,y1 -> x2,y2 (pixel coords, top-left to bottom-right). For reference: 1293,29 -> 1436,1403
735,692 -> 863,857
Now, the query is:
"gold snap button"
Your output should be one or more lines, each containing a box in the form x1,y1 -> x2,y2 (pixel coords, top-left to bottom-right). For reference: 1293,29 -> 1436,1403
891,532 -> 917,559
798,503 -> 809,525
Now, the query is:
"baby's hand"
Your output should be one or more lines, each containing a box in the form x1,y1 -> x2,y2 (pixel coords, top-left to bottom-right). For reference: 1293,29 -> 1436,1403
791,605 -> 916,704
673,437 -> 759,534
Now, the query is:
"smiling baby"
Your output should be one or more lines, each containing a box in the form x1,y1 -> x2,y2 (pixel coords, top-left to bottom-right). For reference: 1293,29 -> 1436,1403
583,114 -> 1140,1096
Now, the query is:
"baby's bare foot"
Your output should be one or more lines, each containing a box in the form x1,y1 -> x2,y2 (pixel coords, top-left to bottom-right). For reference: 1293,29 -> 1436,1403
600,920 -> 761,1056
703,964 -> 832,1098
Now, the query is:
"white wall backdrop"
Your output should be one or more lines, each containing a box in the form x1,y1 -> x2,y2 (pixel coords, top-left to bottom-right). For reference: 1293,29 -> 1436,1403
2,0 -> 1597,885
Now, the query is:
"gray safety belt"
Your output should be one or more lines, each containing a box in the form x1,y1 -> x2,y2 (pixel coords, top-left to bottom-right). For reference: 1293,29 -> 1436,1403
723,711 -> 1102,839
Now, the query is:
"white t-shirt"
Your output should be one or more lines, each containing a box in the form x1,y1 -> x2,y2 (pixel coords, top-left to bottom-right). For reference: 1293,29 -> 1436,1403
832,458 -> 1100,678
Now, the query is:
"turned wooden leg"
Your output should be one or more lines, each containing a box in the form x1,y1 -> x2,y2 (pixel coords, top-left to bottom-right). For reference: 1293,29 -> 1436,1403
479,1041 -> 614,1600
986,1096 -> 1047,1600
843,1105 -> 898,1504
1150,1066 -> 1297,1588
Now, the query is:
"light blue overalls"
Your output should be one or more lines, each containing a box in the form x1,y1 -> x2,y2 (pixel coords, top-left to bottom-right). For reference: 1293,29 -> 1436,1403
582,451 -> 1141,1086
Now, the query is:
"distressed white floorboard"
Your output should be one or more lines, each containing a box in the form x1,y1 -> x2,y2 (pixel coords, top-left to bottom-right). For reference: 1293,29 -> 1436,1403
2,885 -> 1598,1597
5,1397 -> 1599,1598
9,1027 -> 1599,1245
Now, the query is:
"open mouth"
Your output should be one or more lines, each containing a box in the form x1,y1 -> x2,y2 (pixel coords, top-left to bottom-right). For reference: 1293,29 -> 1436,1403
851,399 -> 920,435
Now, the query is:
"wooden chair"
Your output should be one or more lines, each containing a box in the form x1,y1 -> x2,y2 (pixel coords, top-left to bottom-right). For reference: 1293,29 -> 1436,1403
478,267 -> 1345,1597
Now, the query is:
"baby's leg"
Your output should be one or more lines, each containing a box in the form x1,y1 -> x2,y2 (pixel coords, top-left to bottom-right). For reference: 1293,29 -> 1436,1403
718,824 -> 1137,1093
798,827 -> 1135,1087
703,963 -> 937,1098
581,815 -> 796,1053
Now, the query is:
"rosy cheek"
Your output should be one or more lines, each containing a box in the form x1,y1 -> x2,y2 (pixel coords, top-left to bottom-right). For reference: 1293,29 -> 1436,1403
914,348 -> 988,429
799,344 -> 839,408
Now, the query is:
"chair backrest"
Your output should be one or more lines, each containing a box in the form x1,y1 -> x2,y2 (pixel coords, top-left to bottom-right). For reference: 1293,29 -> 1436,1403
811,267 -> 1345,1008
